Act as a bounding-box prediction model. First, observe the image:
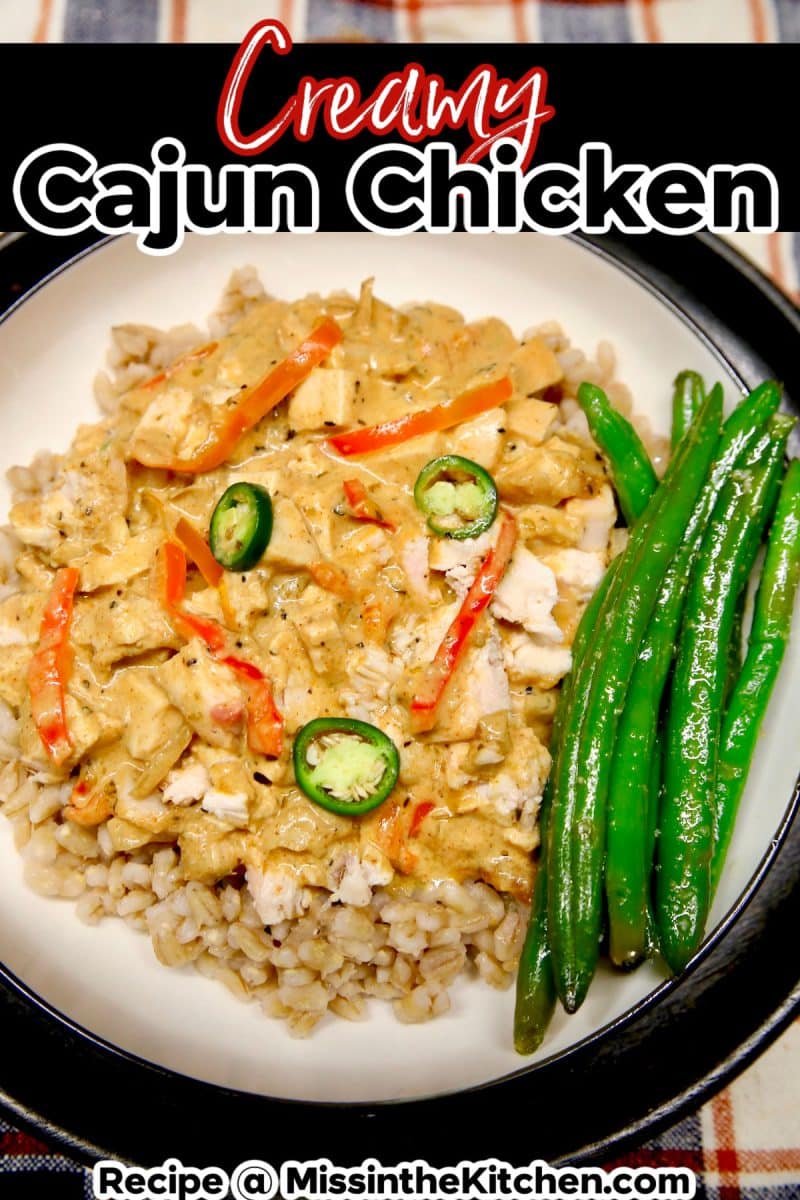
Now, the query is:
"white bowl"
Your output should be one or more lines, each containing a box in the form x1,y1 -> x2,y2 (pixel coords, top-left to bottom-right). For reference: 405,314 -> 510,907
0,233 -> 797,1107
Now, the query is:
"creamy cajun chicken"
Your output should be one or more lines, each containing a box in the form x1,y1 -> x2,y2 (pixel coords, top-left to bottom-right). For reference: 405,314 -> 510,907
0,276 -> 617,1029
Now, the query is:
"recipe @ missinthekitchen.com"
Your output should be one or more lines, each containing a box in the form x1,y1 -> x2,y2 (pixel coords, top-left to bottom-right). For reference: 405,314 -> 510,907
92,1157 -> 697,1200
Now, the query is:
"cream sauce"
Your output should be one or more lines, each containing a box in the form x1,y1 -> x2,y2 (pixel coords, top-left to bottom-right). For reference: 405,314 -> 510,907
6,279 -> 615,907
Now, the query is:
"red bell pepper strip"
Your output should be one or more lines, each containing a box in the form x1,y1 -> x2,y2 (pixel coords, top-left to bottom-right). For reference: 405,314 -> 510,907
139,342 -> 219,392
327,377 -> 512,458
308,560 -> 352,599
63,778 -> 113,827
137,318 -> 342,475
158,540 -> 188,609
410,510 -> 517,733
156,541 -> 227,652
156,543 -> 283,756
409,800 -> 435,838
341,479 -> 395,531
28,567 -> 80,766
225,662 -> 283,758
374,802 -> 418,875
175,516 -> 224,588
220,654 -> 263,681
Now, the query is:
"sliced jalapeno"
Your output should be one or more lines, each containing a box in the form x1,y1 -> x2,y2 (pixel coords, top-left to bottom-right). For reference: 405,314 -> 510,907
293,718 -> 400,816
209,482 -> 273,571
414,455 -> 498,540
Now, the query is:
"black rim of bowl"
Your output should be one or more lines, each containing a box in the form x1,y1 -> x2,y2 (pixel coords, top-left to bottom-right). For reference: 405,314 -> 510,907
0,230 -> 797,1170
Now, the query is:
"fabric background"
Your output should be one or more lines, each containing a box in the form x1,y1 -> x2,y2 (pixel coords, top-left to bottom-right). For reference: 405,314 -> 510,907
5,0 -> 800,46
0,3 -> 797,1196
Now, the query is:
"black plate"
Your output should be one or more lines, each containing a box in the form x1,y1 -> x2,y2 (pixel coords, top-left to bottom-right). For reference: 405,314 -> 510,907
0,231 -> 798,1169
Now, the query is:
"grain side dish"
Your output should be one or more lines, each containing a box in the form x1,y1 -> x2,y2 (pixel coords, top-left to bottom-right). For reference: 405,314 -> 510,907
0,270 -> 661,1036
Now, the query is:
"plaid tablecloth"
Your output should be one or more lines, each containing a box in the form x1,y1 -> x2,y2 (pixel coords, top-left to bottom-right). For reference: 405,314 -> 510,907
0,0 -> 798,45
0,4 -> 798,1197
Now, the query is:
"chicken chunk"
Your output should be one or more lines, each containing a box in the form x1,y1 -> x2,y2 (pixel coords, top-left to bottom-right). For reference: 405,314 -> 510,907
163,761 -> 210,806
71,531 -> 162,593
162,751 -> 254,827
108,670 -> 184,761
290,584 -> 345,674
106,816 -> 166,853
178,820 -> 250,884
398,534 -> 432,601
504,397 -> 559,444
0,591 -> 42,647
340,644 -> 402,724
0,647 -> 33,709
565,485 -> 617,553
459,725 -> 549,841
494,442 -> 595,505
410,811 -> 533,902
63,693 -> 123,763
428,529 -> 496,598
491,547 -> 562,642
448,407 -> 506,470
390,602 -> 459,670
426,630 -> 511,742
246,863 -> 312,925
515,504 -> 584,548
502,632 -> 573,688
540,548 -> 606,602
266,789 -> 352,854
288,367 -> 357,431
281,667 -> 337,736
201,788 -> 250,827
263,498 -> 320,570
128,388 -> 197,467
329,843 -> 394,906
218,569 -> 271,626
509,336 -> 563,396
157,640 -> 244,749
72,593 -> 178,666
9,450 -> 129,562
115,789 -> 181,835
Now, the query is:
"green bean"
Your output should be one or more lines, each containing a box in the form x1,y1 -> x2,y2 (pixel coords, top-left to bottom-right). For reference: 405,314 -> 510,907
644,731 -> 664,955
711,458 -> 800,896
547,388 -> 723,1013
607,716 -> 667,968
512,797 -> 556,1055
656,422 -> 792,974
672,371 -> 705,449
720,414 -> 793,703
738,414 -> 795,566
514,564 -> 618,1054
724,593 -> 745,707
577,382 -> 658,524
603,382 -> 782,969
